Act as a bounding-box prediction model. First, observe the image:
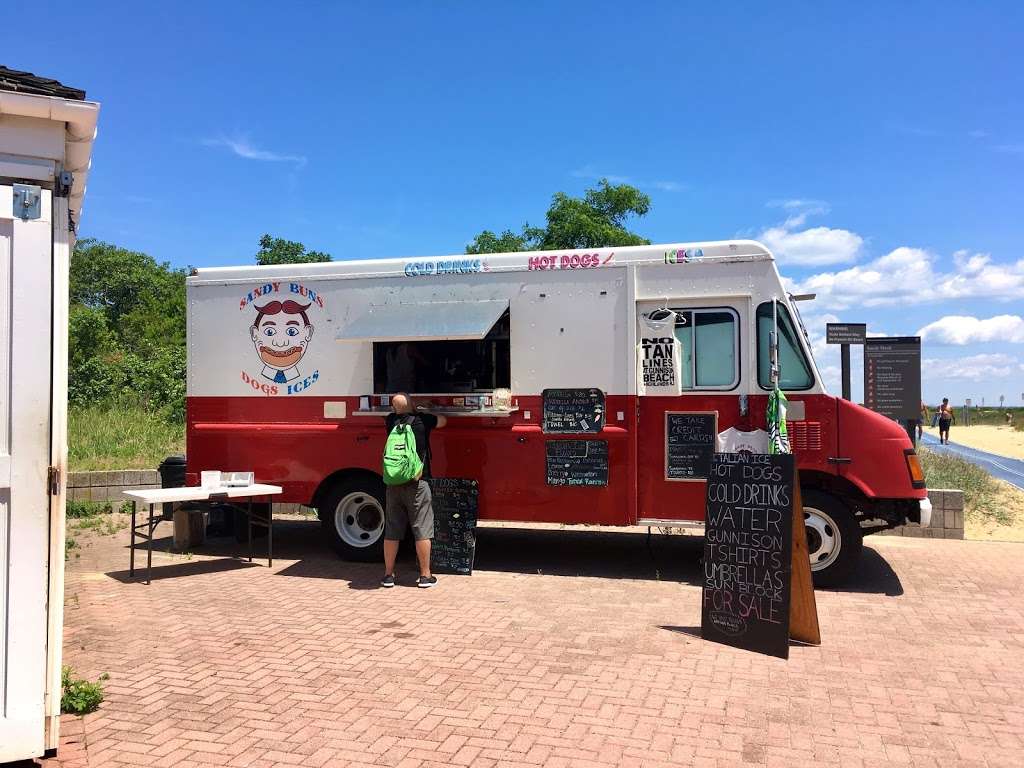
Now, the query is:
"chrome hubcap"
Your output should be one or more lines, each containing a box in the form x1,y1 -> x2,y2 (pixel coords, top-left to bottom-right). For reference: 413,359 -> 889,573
804,505 -> 841,571
333,492 -> 384,548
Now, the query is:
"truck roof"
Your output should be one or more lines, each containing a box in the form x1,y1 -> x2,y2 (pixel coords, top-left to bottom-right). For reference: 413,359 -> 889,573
189,239 -> 773,283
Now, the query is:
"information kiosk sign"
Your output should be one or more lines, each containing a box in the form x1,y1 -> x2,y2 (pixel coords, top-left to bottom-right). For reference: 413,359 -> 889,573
825,323 -> 867,345
863,337 -> 921,421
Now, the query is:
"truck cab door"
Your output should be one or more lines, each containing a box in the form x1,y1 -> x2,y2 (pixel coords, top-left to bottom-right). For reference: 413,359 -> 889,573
635,298 -> 749,524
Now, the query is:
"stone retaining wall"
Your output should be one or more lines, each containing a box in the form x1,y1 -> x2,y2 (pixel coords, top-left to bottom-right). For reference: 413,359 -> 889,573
68,470 -> 159,502
880,488 -> 964,539
67,470 -> 312,515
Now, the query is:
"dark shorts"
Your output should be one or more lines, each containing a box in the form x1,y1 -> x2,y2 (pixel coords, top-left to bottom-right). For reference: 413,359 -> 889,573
385,480 -> 434,541
939,419 -> 952,431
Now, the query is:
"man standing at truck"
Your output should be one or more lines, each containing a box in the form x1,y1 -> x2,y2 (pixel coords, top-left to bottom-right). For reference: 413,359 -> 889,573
382,394 -> 447,588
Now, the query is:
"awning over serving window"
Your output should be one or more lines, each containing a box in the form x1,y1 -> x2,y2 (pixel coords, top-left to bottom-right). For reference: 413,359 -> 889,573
335,299 -> 509,342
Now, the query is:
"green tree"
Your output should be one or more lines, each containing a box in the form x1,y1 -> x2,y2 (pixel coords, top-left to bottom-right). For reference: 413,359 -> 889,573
467,179 -> 651,254
68,305 -> 115,370
255,234 -> 332,265
68,238 -> 187,419
71,239 -> 186,328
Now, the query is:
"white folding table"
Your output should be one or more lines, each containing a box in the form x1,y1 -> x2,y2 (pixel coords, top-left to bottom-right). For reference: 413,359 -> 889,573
122,484 -> 283,584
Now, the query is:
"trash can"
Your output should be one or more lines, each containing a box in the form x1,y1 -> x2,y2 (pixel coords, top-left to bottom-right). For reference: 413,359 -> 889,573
157,454 -> 187,520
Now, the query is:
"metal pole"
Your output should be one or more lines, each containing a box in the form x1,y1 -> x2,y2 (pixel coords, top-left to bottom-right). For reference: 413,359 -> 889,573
248,499 -> 253,563
130,500 -> 136,577
147,503 -> 154,585
841,343 -> 851,401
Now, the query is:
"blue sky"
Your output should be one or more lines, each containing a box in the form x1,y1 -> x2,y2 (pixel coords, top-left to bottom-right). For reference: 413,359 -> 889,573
4,1 -> 1022,405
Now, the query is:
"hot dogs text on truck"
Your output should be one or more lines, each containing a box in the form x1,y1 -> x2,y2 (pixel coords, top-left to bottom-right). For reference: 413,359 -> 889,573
186,239 -> 931,585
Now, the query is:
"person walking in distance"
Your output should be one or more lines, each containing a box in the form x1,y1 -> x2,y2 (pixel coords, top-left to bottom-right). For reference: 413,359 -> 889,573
381,394 -> 447,588
938,397 -> 956,445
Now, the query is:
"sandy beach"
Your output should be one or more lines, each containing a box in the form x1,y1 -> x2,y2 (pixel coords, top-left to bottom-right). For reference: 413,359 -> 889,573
923,424 -> 1024,460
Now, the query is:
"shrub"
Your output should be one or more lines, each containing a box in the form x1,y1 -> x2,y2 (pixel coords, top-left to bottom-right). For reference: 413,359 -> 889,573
65,500 -> 113,519
61,666 -> 108,715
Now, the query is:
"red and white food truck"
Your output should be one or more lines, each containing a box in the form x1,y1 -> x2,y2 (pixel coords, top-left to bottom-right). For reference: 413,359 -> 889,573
186,240 -> 930,584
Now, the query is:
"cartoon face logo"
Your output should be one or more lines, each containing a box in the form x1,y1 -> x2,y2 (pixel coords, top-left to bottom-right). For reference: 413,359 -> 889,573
249,300 -> 315,384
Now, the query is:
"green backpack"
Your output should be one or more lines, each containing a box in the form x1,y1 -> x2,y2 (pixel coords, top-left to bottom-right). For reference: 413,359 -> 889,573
382,417 -> 423,486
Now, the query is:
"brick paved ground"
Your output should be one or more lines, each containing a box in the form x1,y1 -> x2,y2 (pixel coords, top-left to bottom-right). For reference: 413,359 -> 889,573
37,515 -> 1024,768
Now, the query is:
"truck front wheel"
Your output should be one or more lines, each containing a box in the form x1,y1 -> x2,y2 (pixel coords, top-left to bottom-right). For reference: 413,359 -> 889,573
802,490 -> 862,587
320,477 -> 386,562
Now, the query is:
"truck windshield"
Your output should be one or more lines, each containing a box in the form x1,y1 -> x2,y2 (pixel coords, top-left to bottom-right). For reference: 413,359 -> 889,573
756,302 -> 814,390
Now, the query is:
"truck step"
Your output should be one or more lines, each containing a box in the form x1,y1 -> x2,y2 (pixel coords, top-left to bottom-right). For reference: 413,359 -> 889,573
637,518 -> 705,529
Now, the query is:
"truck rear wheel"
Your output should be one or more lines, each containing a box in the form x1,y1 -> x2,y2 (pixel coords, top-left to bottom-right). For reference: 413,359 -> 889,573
802,490 -> 862,587
320,477 -> 386,562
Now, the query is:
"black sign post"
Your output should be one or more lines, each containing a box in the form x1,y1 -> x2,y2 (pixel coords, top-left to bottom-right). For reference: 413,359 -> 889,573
702,452 -> 795,659
429,478 -> 478,575
825,323 -> 867,401
863,337 -> 922,421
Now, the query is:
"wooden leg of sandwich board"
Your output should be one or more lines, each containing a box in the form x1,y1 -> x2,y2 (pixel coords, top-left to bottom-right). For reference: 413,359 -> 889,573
789,471 -> 821,645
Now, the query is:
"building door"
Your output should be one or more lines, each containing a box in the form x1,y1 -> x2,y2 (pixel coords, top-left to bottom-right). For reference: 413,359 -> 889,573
0,185 -> 54,759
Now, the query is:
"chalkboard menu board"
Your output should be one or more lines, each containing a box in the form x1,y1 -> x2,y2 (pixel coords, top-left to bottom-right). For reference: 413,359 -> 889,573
545,440 -> 609,487
702,452 -> 795,659
542,388 -> 605,433
665,412 -> 717,481
429,478 -> 478,575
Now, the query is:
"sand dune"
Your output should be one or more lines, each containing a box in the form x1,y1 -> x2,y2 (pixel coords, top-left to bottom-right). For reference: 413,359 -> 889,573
923,424 -> 1024,460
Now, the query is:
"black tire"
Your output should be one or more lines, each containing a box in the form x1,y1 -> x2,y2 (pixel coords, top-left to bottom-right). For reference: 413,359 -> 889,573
802,489 -> 862,587
319,476 -> 386,562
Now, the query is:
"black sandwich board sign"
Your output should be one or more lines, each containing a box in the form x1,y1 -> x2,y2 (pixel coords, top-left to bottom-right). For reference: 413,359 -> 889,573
702,452 -> 795,659
665,412 -> 717,481
825,323 -> 867,345
429,478 -> 478,575
542,388 -> 605,434
863,337 -> 921,421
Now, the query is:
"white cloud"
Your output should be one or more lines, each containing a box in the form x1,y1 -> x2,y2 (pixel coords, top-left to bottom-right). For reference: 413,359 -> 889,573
923,353 -> 1017,381
760,225 -> 863,266
790,247 -> 1024,310
917,315 -> 1024,345
569,166 -> 686,192
203,136 -> 307,167
768,198 -> 829,210
758,200 -> 863,266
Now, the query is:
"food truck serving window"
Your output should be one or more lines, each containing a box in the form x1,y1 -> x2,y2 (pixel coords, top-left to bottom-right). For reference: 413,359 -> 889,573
652,308 -> 739,390
375,311 -> 510,394
756,302 -> 814,390
335,298 -> 511,394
